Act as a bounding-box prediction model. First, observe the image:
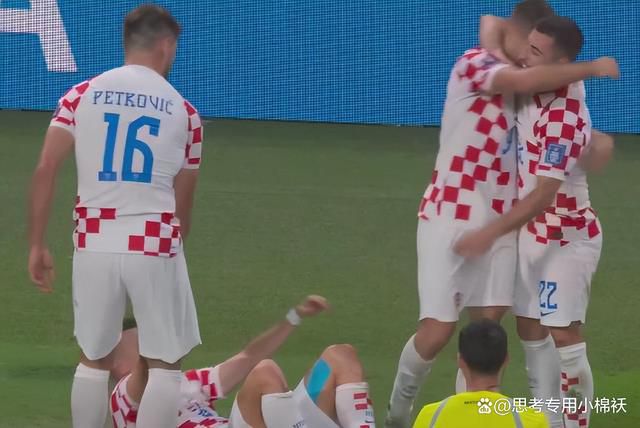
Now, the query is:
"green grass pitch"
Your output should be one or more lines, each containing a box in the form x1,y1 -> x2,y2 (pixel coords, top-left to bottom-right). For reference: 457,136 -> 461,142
0,110 -> 638,426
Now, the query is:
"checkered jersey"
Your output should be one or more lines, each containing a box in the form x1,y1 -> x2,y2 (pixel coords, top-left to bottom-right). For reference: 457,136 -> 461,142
49,65 -> 203,257
419,48 -> 517,226
516,82 -> 600,246
111,365 -> 228,428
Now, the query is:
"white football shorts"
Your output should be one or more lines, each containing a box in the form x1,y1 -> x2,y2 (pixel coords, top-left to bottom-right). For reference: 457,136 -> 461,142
417,218 -> 517,322
72,250 -> 201,363
514,228 -> 602,327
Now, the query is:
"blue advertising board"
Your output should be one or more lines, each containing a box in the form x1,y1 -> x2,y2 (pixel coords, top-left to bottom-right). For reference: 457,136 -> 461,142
1,0 -> 638,133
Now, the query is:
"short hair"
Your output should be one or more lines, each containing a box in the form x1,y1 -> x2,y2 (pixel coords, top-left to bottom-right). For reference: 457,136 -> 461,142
535,16 -> 584,61
124,4 -> 180,51
512,0 -> 555,30
459,319 -> 508,376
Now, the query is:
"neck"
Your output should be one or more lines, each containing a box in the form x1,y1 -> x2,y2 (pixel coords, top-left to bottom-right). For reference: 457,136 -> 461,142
125,51 -> 164,76
466,374 -> 501,393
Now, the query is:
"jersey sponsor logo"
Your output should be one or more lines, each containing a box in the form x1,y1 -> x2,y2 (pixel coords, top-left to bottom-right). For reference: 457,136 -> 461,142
0,0 -> 77,72
545,143 -> 566,166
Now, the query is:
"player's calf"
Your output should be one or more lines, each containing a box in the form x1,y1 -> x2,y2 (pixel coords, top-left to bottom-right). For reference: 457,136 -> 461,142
298,344 -> 375,428
234,359 -> 302,428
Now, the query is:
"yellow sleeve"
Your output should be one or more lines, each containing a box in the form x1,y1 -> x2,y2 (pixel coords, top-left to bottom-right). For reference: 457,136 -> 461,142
413,403 -> 440,428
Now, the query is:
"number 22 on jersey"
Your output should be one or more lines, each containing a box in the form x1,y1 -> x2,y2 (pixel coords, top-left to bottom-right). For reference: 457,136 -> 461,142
98,113 -> 159,183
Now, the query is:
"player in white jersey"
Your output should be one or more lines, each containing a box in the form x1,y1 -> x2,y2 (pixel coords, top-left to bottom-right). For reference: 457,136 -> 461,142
456,16 -> 619,428
107,295 -> 376,428
384,1 -> 621,426
27,5 -> 202,428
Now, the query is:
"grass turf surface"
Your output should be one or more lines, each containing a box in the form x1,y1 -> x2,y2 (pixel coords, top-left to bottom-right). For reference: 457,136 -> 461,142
0,110 -> 638,426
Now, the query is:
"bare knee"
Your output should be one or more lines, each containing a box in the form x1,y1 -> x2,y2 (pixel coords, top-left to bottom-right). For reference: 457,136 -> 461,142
246,359 -> 288,394
467,306 -> 508,322
80,352 -> 113,371
414,318 -> 456,360
550,324 -> 583,348
516,317 -> 549,341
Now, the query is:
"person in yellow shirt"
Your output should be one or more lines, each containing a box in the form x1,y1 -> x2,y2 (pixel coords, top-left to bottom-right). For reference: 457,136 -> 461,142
413,319 -> 549,428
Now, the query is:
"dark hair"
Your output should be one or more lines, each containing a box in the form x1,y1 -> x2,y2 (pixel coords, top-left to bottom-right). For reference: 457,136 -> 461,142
512,0 -> 555,30
459,319 -> 508,376
124,4 -> 180,51
535,16 -> 584,61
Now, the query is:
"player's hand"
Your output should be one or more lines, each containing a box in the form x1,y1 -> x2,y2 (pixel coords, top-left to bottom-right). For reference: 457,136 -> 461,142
28,245 -> 55,293
453,228 -> 496,258
295,295 -> 330,318
592,57 -> 620,79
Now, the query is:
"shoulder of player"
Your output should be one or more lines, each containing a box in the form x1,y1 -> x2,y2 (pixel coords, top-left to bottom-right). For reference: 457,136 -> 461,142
183,99 -> 201,117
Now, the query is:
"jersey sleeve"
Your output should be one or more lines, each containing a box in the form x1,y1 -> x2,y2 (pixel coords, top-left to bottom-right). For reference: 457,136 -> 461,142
183,100 -> 203,169
455,49 -> 509,94
534,97 -> 588,181
49,80 -> 91,136
184,365 -> 225,404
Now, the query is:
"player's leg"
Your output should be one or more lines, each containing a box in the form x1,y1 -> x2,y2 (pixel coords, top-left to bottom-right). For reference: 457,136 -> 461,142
231,359 -> 303,428
293,344 -> 375,428
71,251 -> 127,428
514,232 -> 563,428
124,252 -> 201,428
386,220 -> 460,428
543,235 -> 601,428
455,234 -> 516,393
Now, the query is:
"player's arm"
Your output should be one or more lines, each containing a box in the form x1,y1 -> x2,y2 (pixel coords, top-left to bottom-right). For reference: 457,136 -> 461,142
28,126 -> 74,292
579,129 -> 614,173
217,295 -> 329,396
479,15 -> 510,63
174,168 -> 199,240
454,175 -> 562,257
490,57 -> 619,95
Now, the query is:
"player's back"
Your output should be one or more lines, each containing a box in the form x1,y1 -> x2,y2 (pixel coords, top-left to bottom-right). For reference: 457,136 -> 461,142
419,48 -> 517,228
51,64 -> 203,256
413,391 -> 549,428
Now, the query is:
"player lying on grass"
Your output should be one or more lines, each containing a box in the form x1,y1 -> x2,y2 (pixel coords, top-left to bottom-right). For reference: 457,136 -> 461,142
413,319 -> 548,428
456,14 -> 618,428
109,295 -> 376,428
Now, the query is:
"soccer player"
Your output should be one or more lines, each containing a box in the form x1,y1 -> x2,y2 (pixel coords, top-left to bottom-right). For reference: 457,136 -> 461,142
455,16 -> 618,428
384,0 -> 619,426
109,295 -> 376,428
413,319 -> 548,428
27,5 -> 203,428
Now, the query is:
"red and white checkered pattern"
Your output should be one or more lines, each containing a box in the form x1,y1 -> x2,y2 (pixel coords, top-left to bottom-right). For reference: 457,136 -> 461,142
50,66 -> 205,257
184,100 -> 203,169
419,48 -> 516,225
50,80 -> 91,134
111,366 -> 228,428
74,206 -> 117,249
561,372 -> 589,427
127,213 -> 181,257
517,83 -> 600,245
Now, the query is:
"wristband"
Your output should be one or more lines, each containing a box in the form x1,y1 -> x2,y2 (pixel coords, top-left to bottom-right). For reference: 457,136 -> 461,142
286,308 -> 302,326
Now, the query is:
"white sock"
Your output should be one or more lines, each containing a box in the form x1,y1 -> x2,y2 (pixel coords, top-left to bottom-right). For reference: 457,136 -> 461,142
261,392 -> 306,427
386,335 -> 433,427
455,368 -> 467,393
521,336 -> 563,428
559,343 -> 593,428
336,382 -> 376,428
136,368 -> 182,428
71,363 -> 110,428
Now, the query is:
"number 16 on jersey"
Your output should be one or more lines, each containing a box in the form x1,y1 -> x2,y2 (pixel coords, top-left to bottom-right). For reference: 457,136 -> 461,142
99,113 -> 159,183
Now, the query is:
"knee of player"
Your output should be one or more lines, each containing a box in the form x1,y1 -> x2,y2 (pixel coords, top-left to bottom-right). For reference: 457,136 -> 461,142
250,359 -> 288,391
550,327 -> 583,348
322,344 -> 363,373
